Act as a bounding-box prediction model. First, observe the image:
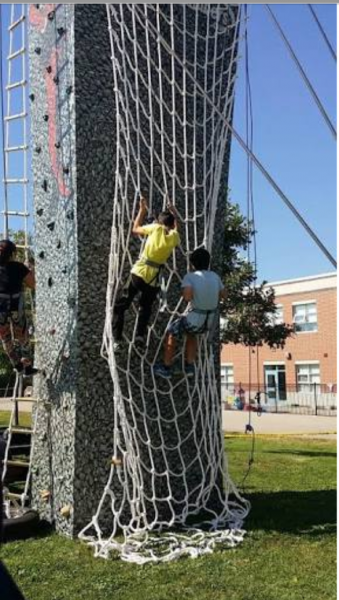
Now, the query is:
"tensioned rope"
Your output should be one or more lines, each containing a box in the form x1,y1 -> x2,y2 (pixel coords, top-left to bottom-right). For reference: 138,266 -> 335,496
265,5 -> 336,141
307,4 -> 336,63
140,5 -> 336,269
79,3 -> 250,564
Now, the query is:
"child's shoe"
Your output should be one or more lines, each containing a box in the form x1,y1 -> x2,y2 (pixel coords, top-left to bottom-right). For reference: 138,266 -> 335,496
154,363 -> 172,379
23,365 -> 39,377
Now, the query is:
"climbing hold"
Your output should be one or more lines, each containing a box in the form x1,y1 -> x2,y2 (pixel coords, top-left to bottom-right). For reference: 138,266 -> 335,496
57,27 -> 65,36
29,93 -> 35,102
49,327 -> 56,336
47,10 -> 55,21
63,167 -> 70,175
46,65 -> 52,74
36,208 -> 43,216
35,146 -> 41,154
42,180 -> 48,192
48,277 -> 53,288
66,210 -> 74,220
111,457 -> 122,467
54,141 -> 61,149
38,251 -> 45,259
43,114 -> 49,122
66,85 -> 73,95
40,490 -> 51,501
67,297 -> 76,308
47,221 -> 55,232
56,240 -> 62,249
62,351 -> 70,361
34,47 -> 41,55
53,76 -> 59,85
61,267 -> 68,275
60,505 -> 71,518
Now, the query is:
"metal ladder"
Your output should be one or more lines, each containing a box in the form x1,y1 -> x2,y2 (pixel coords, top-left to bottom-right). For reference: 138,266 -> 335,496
0,5 -> 38,514
1,4 -> 30,258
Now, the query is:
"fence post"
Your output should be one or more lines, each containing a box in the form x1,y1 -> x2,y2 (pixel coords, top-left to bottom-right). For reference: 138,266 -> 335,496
314,382 -> 318,416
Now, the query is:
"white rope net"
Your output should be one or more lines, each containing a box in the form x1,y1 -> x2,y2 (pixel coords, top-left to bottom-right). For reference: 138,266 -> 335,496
79,3 -> 250,564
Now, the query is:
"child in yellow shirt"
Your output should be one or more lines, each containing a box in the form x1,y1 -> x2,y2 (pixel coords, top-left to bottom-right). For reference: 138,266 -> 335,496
113,195 -> 180,348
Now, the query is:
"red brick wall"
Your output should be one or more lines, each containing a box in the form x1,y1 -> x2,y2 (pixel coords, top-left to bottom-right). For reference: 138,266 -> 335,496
221,287 -> 337,387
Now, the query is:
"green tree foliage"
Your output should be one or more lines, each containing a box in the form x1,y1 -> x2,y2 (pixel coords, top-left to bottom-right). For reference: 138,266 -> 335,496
220,202 -> 294,348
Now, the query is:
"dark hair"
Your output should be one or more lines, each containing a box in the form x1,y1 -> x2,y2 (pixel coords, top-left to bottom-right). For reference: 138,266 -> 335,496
0,239 -> 16,266
158,211 -> 175,229
190,247 -> 210,271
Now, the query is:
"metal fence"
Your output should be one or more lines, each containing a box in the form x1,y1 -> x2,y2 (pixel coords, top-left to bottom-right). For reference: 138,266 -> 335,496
222,382 -> 337,417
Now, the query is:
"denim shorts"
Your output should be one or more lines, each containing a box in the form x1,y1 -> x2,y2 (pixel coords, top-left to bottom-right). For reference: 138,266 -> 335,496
167,316 -> 201,337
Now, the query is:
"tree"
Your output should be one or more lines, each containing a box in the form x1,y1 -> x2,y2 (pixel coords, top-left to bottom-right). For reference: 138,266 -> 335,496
220,201 -> 294,348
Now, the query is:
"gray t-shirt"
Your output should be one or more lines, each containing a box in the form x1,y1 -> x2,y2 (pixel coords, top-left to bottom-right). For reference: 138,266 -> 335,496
181,270 -> 224,330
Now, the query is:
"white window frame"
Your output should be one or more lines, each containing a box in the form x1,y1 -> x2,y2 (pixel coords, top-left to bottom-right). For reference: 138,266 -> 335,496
269,303 -> 284,326
295,362 -> 321,392
221,363 -> 234,390
292,301 -> 318,333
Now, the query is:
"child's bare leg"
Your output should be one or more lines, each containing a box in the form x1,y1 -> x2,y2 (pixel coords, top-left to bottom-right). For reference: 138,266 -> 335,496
164,333 -> 176,367
185,334 -> 197,364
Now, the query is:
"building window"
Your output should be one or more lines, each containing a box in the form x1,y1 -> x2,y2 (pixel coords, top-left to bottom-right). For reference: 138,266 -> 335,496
293,302 -> 317,332
269,304 -> 284,326
221,364 -> 234,390
296,363 -> 320,392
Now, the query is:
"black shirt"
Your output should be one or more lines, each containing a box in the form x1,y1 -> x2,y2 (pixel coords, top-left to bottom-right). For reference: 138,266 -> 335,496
0,262 -> 29,295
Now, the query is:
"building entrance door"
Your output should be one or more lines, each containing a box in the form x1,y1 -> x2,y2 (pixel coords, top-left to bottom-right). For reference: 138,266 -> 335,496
264,365 -> 287,402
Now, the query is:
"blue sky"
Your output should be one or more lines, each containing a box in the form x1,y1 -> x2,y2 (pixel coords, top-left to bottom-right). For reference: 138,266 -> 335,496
229,4 -> 336,282
0,4 -> 336,282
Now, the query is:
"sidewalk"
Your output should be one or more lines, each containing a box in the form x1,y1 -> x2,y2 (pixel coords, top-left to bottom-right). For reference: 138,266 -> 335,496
223,409 -> 337,435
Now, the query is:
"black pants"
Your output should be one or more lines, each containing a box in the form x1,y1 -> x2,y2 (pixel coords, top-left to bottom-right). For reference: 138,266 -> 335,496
113,274 -> 159,341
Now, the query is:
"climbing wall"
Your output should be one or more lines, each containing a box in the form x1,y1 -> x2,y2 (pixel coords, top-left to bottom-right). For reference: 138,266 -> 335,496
29,4 -> 239,537
29,4 -> 115,534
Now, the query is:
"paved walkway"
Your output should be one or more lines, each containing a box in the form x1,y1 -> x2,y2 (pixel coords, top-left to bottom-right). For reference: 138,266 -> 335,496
223,410 -> 337,436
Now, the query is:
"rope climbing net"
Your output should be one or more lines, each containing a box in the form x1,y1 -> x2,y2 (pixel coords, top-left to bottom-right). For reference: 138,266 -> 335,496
79,3 -> 250,564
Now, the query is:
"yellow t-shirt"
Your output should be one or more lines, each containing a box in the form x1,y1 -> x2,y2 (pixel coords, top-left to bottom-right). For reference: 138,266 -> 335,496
131,224 -> 180,286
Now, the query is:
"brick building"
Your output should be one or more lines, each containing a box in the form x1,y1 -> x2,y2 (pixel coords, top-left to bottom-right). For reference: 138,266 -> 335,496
221,272 -> 337,411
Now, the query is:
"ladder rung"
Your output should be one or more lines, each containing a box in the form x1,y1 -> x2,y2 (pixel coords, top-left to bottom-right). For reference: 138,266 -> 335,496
4,111 -> 27,121
7,47 -> 25,60
5,144 -> 29,153
1,211 -> 29,217
14,244 -> 30,249
8,15 -> 25,31
2,181 -> 29,187
6,80 -> 27,91
9,396 -> 39,402
6,459 -> 30,468
5,492 -> 26,500
11,427 -> 32,435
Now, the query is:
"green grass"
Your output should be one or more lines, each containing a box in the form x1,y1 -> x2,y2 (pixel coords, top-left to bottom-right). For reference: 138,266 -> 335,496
0,410 -> 32,428
2,436 -> 336,600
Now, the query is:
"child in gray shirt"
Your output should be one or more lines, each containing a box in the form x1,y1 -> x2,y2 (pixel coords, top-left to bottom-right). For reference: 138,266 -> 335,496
154,247 -> 226,378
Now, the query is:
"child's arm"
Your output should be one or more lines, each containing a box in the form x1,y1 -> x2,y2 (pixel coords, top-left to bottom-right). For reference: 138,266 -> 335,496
24,269 -> 35,290
132,195 -> 149,235
219,287 -> 227,301
182,285 -> 193,303
167,201 -> 180,231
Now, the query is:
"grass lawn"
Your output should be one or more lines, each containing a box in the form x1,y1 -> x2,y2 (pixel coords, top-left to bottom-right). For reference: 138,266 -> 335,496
0,410 -> 31,428
1,435 -> 336,600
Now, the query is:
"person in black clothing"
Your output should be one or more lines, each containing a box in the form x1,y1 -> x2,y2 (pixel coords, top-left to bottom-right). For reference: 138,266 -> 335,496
0,239 -> 37,376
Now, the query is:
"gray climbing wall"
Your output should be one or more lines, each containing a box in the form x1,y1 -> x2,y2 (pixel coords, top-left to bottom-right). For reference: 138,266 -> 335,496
29,4 -> 239,536
29,4 -> 115,535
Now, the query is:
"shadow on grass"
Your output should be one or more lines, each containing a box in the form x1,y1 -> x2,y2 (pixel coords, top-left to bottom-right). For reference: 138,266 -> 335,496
247,489 -> 336,536
265,449 -> 337,458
